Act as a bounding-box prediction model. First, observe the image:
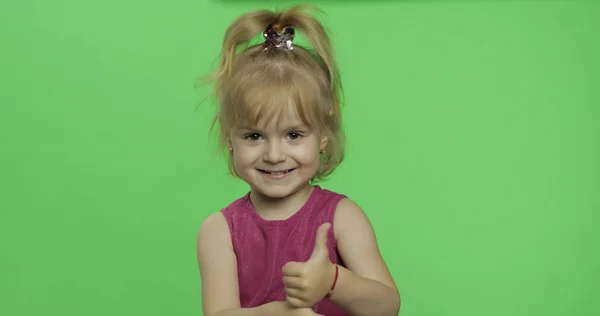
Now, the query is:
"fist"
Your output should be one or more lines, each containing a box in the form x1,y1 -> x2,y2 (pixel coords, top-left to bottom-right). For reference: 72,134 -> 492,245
282,223 -> 337,308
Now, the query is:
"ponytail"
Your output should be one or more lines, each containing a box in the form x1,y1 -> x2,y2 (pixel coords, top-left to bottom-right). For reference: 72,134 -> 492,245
213,5 -> 341,101
217,10 -> 277,79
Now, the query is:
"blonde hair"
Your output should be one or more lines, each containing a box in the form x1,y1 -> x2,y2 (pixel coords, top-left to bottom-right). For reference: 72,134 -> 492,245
200,4 -> 344,182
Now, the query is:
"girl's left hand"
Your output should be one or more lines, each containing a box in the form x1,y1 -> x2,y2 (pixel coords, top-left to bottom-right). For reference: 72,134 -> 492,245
282,223 -> 337,308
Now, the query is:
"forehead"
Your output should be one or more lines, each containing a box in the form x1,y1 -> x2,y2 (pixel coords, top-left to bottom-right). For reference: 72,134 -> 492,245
231,87 -> 319,127
237,104 -> 309,131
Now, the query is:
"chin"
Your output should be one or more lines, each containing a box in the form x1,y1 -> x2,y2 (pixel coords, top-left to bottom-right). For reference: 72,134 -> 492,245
251,178 -> 314,200
253,183 -> 302,199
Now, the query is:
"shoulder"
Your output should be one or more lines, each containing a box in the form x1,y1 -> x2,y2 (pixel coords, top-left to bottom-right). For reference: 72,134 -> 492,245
313,186 -> 347,214
198,193 -> 250,249
332,197 -> 372,241
197,212 -> 232,252
315,185 -> 346,200
334,197 -> 365,216
313,186 -> 365,239
218,193 -> 250,219
199,211 -> 229,232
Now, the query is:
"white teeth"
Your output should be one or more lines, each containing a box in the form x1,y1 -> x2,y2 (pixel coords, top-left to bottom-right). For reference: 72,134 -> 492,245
262,169 -> 291,175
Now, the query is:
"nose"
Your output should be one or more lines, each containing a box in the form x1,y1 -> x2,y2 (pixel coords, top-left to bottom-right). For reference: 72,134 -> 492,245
263,141 -> 286,163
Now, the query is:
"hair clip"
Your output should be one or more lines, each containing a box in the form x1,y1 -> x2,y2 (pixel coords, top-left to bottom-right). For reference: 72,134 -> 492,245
263,24 -> 295,50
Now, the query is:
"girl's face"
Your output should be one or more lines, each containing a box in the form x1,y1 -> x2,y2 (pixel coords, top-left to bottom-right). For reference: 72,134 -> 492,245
228,109 -> 327,200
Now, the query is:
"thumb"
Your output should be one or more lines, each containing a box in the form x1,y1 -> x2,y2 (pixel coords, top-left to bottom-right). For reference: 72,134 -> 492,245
310,223 -> 331,259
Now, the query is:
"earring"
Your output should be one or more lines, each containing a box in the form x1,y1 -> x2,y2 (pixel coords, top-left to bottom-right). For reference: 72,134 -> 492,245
228,147 -> 233,155
319,148 -> 326,154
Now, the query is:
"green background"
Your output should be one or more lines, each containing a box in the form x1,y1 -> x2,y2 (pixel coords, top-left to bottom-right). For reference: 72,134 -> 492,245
1,0 -> 599,315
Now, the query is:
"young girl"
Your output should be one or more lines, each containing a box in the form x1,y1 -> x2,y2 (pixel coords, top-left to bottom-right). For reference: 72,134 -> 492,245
196,5 -> 400,316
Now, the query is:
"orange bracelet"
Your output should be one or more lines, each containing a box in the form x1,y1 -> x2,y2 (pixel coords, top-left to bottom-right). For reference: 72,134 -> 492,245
325,264 -> 339,299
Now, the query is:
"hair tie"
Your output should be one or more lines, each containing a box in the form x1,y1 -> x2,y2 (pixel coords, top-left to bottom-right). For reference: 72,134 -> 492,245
263,24 -> 295,50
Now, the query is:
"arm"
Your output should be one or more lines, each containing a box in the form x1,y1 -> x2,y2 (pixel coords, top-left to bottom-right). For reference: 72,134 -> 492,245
210,302 -> 296,316
328,198 -> 401,316
197,212 -> 320,316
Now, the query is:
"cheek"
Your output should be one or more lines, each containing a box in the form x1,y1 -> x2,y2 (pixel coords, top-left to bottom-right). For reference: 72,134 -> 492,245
232,146 -> 258,166
293,148 -> 321,166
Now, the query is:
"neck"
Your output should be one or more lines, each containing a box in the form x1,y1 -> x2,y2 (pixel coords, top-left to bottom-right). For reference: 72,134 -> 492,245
249,183 -> 314,221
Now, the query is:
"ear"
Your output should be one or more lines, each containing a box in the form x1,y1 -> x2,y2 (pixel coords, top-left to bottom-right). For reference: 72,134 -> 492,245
320,135 -> 329,150
226,136 -> 233,149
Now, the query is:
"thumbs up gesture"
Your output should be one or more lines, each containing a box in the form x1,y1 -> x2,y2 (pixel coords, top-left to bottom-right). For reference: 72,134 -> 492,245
282,223 -> 337,308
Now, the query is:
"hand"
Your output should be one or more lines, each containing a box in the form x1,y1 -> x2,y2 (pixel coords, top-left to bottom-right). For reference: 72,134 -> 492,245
282,223 -> 337,308
293,308 -> 324,316
280,301 -> 324,316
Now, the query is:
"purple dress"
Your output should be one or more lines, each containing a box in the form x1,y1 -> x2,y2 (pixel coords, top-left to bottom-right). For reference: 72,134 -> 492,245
221,185 -> 348,316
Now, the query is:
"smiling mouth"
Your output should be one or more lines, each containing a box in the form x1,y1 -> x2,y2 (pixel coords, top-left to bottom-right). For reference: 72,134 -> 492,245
258,169 -> 295,176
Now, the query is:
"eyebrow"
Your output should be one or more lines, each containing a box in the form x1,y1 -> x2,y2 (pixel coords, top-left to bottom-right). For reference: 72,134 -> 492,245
237,124 -> 308,132
236,127 -> 262,133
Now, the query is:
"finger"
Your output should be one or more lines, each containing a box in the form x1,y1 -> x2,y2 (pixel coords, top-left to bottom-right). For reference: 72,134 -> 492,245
283,275 -> 305,289
285,295 -> 310,309
310,223 -> 331,259
284,286 -> 306,300
282,261 -> 304,277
